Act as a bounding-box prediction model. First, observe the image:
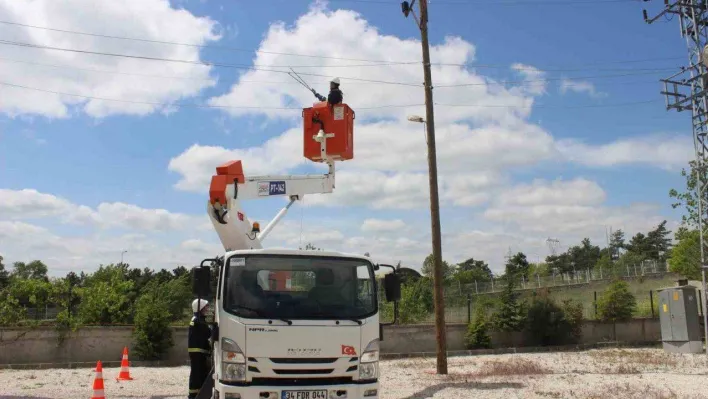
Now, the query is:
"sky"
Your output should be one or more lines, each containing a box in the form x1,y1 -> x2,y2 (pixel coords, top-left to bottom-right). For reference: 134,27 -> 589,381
0,0 -> 696,276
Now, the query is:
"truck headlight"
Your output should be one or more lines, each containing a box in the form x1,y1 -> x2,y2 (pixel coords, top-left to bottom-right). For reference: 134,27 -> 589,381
221,338 -> 246,382
359,339 -> 379,380
360,362 -> 378,379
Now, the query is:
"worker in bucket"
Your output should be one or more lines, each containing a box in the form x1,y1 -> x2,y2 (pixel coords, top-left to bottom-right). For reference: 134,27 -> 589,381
311,77 -> 343,105
188,298 -> 212,399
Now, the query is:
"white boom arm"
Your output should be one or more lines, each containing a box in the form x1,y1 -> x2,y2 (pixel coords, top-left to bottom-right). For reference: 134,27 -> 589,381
207,130 -> 335,252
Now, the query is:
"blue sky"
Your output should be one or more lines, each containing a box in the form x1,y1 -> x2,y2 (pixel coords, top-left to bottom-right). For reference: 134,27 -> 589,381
0,0 -> 695,275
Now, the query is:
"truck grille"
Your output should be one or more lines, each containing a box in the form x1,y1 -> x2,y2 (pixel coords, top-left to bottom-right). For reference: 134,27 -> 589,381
250,377 -> 354,386
273,368 -> 334,375
247,357 -> 358,380
270,357 -> 338,364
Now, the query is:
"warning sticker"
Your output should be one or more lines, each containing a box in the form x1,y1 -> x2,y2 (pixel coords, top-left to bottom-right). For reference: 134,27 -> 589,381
673,292 -> 679,301
663,304 -> 668,313
333,106 -> 344,120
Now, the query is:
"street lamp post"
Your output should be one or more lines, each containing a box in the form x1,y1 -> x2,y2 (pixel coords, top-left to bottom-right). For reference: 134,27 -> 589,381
120,250 -> 128,265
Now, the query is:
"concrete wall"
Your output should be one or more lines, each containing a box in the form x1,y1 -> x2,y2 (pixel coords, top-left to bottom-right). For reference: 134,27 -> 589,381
0,319 -> 662,367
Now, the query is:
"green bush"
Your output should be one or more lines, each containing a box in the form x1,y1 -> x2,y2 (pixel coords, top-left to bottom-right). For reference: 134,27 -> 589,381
132,285 -> 174,360
597,279 -> 637,323
465,304 -> 492,349
523,294 -> 574,346
561,299 -> 584,343
397,279 -> 433,324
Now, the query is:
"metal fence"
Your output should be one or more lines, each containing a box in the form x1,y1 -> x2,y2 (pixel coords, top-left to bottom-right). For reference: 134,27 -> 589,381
446,260 -> 668,297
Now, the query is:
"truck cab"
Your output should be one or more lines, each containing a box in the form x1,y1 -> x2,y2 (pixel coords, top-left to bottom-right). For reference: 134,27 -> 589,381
193,249 -> 401,399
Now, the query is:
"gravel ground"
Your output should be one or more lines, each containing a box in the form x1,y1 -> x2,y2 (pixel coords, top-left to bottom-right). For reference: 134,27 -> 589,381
2,348 -> 708,399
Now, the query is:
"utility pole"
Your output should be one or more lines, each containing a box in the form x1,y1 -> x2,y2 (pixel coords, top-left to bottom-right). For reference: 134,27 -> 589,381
401,0 -> 447,374
643,1 -> 708,356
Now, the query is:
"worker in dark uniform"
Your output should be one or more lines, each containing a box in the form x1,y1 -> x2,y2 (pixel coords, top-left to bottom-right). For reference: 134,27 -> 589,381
188,298 -> 212,399
312,78 -> 343,105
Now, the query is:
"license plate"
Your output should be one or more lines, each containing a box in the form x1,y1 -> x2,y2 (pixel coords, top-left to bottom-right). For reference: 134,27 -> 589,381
281,390 -> 327,399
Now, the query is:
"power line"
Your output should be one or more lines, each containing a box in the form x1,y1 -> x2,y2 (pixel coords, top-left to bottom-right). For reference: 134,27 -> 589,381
0,20 -> 409,64
0,80 -> 664,111
0,20 -> 685,71
0,81 -> 420,110
0,39 -> 423,87
0,40 -> 677,89
0,56 -> 676,88
436,69 -> 672,87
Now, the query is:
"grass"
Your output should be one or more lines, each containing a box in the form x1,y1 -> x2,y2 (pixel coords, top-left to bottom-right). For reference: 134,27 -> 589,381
588,348 -> 679,368
584,383 -> 680,399
474,358 -> 551,377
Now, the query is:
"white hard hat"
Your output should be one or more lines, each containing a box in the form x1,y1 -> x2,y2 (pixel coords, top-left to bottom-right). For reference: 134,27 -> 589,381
192,298 -> 209,313
331,77 -> 340,85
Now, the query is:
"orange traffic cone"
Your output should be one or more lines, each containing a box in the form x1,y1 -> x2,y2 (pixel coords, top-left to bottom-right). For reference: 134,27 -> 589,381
91,360 -> 105,399
116,346 -> 134,381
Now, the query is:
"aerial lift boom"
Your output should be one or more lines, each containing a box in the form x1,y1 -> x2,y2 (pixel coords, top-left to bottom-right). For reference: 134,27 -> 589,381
207,129 -> 335,252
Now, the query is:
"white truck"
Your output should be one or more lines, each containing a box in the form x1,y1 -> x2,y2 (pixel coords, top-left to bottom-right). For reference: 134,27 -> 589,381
191,121 -> 402,399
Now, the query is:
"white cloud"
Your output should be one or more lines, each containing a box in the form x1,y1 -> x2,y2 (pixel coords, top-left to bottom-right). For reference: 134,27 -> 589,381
484,179 -> 668,237
556,133 -> 694,170
0,0 -> 220,118
511,63 -> 547,96
207,7 -> 538,125
168,128 -> 304,192
361,218 -> 406,232
559,78 -> 606,98
0,188 -> 205,231
496,178 -> 606,207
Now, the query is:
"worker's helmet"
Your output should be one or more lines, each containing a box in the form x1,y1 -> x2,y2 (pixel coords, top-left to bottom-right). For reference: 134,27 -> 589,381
192,298 -> 209,313
330,77 -> 340,86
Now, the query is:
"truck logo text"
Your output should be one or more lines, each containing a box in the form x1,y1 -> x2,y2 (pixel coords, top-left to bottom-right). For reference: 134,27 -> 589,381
287,348 -> 322,357
249,327 -> 277,332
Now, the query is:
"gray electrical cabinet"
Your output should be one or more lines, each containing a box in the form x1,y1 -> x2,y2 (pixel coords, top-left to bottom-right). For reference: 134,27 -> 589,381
658,285 -> 702,353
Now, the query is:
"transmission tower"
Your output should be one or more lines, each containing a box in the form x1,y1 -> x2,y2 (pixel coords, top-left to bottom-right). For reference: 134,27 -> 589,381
546,238 -> 560,256
643,0 -> 708,356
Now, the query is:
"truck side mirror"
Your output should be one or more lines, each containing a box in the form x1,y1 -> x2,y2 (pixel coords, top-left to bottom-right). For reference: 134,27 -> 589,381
384,273 -> 401,302
192,266 -> 212,298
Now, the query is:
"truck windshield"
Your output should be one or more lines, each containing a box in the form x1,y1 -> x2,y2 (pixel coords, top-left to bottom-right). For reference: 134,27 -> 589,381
223,254 -> 377,320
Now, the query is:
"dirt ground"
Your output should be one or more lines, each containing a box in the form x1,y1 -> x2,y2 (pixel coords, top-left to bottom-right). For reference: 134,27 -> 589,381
1,348 -> 708,399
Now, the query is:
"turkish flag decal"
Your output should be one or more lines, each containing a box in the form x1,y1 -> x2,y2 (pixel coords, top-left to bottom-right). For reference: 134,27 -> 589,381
341,345 -> 357,356
237,212 -> 244,221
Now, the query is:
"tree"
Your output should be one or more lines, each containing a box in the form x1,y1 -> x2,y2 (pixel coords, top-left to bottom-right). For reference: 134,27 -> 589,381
646,220 -> 673,262
597,280 -> 636,323
669,160 -> 708,228
453,258 -> 492,283
397,278 -> 433,324
610,229 -> 626,260
668,229 -> 701,280
11,260 -> 48,281
527,262 -> 550,277
546,252 -> 572,274
0,256 -> 9,289
132,283 -> 174,360
465,302 -> 492,349
491,278 -> 526,332
524,293 -> 575,346
504,252 -> 530,280
420,253 -> 453,281
78,265 -> 134,325
626,232 -> 652,260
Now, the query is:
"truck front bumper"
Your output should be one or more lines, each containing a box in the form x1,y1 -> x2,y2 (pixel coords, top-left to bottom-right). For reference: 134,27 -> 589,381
214,381 -> 379,399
